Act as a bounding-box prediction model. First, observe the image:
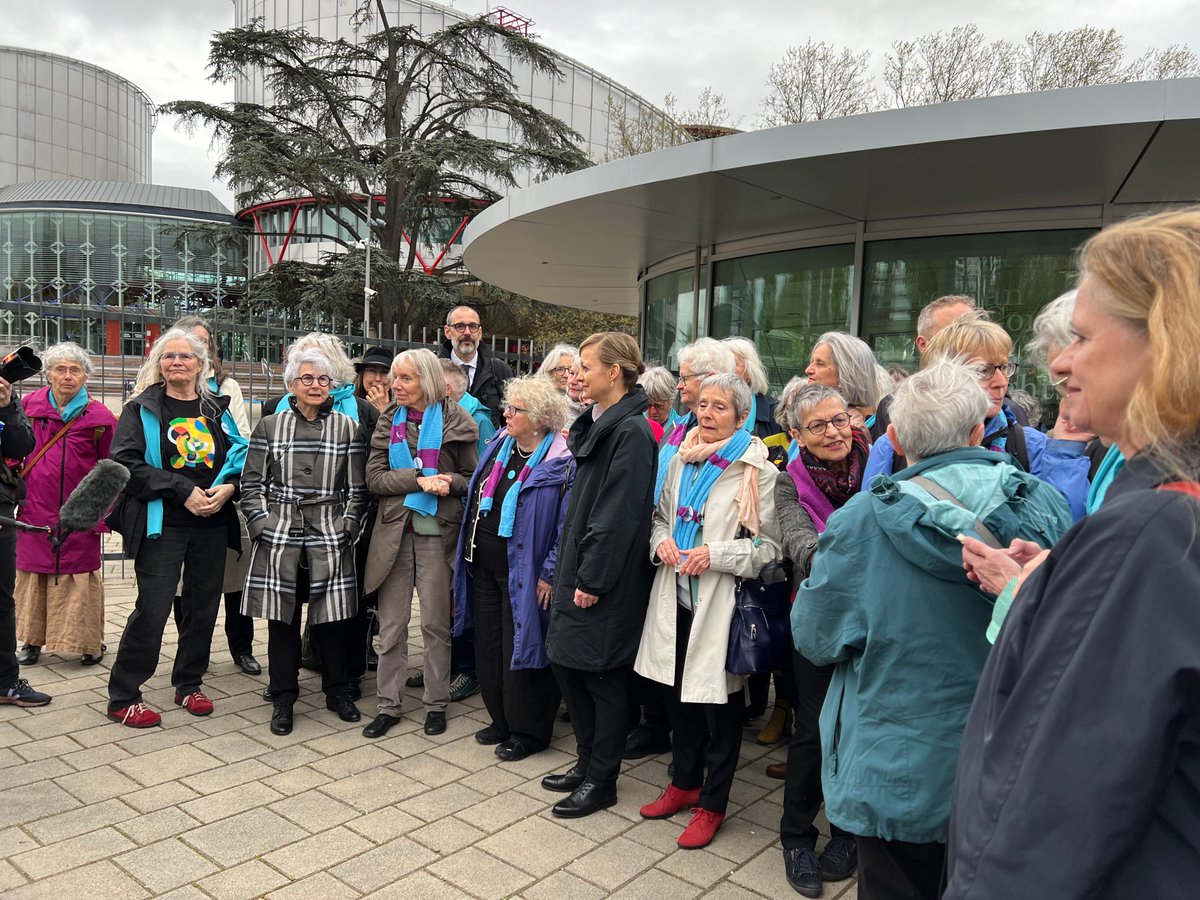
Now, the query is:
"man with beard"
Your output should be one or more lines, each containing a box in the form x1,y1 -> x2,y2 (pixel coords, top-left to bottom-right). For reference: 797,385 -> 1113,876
441,306 -> 514,432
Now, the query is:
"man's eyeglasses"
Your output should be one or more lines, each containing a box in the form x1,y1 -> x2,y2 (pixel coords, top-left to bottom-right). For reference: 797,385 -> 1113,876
161,352 -> 196,362
978,362 -> 1018,380
676,372 -> 705,386
449,322 -> 482,334
295,374 -> 332,387
803,413 -> 852,436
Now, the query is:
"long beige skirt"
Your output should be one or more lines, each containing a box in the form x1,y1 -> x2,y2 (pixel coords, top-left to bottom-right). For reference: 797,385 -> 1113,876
15,569 -> 105,655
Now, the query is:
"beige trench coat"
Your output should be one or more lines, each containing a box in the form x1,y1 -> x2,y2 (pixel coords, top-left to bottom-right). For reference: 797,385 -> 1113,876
634,436 -> 783,705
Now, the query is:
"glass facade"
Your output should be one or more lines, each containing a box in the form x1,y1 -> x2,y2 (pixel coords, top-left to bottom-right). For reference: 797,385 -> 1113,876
0,209 -> 246,312
861,229 -> 1092,398
643,266 -> 706,371
711,246 -> 855,392
0,48 -> 153,185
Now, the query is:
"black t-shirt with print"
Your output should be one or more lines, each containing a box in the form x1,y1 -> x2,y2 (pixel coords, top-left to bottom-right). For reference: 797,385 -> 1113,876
160,395 -> 228,528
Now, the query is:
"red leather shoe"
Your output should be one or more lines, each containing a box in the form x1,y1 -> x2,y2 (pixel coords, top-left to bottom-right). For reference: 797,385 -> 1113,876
174,689 -> 214,716
107,702 -> 162,728
766,762 -> 787,780
677,807 -> 725,849
640,783 -> 702,819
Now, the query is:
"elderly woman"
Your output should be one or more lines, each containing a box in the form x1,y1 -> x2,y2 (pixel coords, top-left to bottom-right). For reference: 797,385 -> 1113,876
864,312 -> 1092,520
14,342 -> 117,667
106,328 -> 247,727
362,348 -> 478,739
543,332 -> 657,819
794,359 -> 1071,900
635,373 -> 783,850
945,210 -> 1200,898
773,383 -> 869,897
538,343 -> 579,394
805,332 -> 893,438
563,352 -> 590,426
241,349 -> 369,735
638,366 -> 677,442
723,336 -> 784,439
452,376 -> 573,760
172,316 -> 259,676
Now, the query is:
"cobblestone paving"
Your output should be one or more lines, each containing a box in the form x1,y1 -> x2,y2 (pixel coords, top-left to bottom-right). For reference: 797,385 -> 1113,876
1,560 -> 857,899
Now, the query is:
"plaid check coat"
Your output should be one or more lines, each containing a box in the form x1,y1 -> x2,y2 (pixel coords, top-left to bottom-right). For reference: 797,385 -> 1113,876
239,398 -> 370,625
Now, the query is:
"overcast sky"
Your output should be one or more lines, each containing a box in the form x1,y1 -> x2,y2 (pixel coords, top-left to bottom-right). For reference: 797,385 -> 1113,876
4,0 -> 1197,210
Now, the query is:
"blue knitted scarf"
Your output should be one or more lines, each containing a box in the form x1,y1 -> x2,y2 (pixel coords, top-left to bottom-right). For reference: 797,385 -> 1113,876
671,429 -> 752,551
654,412 -> 696,505
389,403 -> 444,517
478,431 -> 555,537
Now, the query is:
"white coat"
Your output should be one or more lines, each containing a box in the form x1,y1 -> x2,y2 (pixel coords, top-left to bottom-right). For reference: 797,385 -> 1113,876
635,436 -> 783,704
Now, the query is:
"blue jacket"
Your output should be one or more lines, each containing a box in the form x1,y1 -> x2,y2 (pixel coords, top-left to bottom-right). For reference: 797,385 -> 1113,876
863,405 -> 1091,521
793,447 -> 1072,844
458,391 -> 497,458
453,429 -> 573,670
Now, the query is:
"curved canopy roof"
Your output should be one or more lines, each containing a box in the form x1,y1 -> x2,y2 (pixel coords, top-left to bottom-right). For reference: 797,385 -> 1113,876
0,180 -> 233,220
463,78 -> 1200,316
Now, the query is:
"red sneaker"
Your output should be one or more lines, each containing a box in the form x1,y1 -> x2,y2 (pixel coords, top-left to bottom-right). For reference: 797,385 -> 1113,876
639,783 -> 702,820
174,689 -> 214,716
108,702 -> 162,728
677,807 -> 725,849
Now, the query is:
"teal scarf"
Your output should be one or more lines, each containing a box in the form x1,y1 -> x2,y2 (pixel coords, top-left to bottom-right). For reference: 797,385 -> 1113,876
739,394 -> 758,435
139,395 -> 248,539
478,431 -> 555,538
389,403 -> 444,518
671,429 -> 752,552
1087,444 -> 1126,513
48,386 -> 90,422
655,412 -> 696,505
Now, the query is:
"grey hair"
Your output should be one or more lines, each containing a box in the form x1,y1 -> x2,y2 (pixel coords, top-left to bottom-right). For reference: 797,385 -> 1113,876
699,372 -> 753,422
287,333 -> 356,385
439,358 -> 468,396
787,383 -> 848,432
394,348 -> 449,409
889,357 -> 989,464
677,337 -> 736,378
42,341 -> 93,376
638,366 -> 678,405
1026,290 -> 1077,375
537,344 -> 579,379
916,294 -> 977,340
505,374 -> 569,435
815,332 -> 892,408
283,348 -> 336,387
134,327 -> 211,396
445,304 -> 481,327
722,337 -> 770,395
774,375 -> 809,431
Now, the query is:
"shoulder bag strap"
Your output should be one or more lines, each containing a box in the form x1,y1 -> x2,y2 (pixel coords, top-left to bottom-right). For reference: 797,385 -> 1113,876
908,474 -> 1003,549
19,414 -> 79,479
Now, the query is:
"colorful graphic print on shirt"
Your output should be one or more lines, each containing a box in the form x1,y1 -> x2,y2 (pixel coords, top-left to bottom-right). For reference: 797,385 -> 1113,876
167,417 -> 215,469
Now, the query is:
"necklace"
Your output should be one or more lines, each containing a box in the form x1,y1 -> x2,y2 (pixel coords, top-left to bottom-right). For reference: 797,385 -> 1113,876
512,444 -> 534,460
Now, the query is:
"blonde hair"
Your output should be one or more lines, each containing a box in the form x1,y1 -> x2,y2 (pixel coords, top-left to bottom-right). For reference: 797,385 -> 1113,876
579,332 -> 644,390
134,328 -> 211,397
921,310 -> 1012,368
505,375 -> 569,435
722,337 -> 770,395
393,348 -> 448,410
1079,208 -> 1200,469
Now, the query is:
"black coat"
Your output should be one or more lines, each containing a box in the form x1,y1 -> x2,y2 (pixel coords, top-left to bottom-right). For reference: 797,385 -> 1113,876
547,385 -> 657,672
752,392 -> 783,440
945,452 -> 1200,899
439,341 -> 513,431
0,398 -> 34,507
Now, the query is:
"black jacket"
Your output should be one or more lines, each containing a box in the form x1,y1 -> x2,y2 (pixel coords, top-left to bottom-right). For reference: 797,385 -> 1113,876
109,385 -> 242,560
440,340 -> 513,431
945,452 -> 1200,899
752,392 -> 783,440
547,386 -> 657,672
0,397 -> 34,507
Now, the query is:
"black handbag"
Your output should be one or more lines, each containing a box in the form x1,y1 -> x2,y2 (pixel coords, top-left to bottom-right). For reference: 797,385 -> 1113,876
726,558 -> 793,676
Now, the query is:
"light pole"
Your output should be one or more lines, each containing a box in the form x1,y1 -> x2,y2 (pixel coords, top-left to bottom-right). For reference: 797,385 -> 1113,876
363,239 -> 375,340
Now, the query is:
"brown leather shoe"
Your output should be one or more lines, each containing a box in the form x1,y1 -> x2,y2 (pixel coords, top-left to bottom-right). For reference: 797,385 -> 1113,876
766,762 -> 787,780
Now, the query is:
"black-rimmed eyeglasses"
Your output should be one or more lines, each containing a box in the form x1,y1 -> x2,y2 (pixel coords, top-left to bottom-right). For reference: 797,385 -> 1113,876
803,413 -> 851,436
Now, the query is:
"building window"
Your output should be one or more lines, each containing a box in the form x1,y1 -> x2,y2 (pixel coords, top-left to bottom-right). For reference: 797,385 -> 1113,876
711,245 -> 854,392
860,229 -> 1093,398
643,266 -> 706,372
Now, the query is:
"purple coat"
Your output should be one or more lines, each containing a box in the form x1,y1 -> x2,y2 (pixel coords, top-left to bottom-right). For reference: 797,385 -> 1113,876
17,386 -> 118,573
453,429 -> 574,670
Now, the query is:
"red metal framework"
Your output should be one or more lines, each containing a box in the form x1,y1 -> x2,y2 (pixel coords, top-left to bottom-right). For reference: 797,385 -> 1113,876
485,7 -> 534,36
237,195 -> 480,276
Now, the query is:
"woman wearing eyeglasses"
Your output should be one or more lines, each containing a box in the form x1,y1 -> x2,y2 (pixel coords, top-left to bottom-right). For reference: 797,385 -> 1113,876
240,350 -> 370,735
106,328 -> 247,727
863,312 -> 1090,520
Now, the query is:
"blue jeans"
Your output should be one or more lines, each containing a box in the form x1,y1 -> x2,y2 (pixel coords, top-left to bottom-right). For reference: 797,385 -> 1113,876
108,524 -> 226,707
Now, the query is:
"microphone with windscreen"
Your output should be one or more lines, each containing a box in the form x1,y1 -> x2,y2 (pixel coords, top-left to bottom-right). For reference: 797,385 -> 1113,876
50,459 -> 130,546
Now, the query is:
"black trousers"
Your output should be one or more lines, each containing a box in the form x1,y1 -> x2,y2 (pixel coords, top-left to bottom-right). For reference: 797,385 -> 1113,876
345,507 -> 378,683
552,661 -> 632,786
267,551 -> 352,705
223,591 -> 254,659
0,519 -> 18,687
628,673 -> 671,737
109,524 -> 226,707
472,546 -> 560,749
781,644 -> 852,849
666,604 -> 744,813
855,836 -> 946,900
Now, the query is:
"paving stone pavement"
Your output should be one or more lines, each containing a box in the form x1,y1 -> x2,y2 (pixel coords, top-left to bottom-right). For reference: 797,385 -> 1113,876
1,560 -> 858,899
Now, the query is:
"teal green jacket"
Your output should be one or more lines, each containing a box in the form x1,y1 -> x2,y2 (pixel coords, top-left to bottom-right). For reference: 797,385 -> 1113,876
458,392 -> 496,457
793,447 -> 1071,843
